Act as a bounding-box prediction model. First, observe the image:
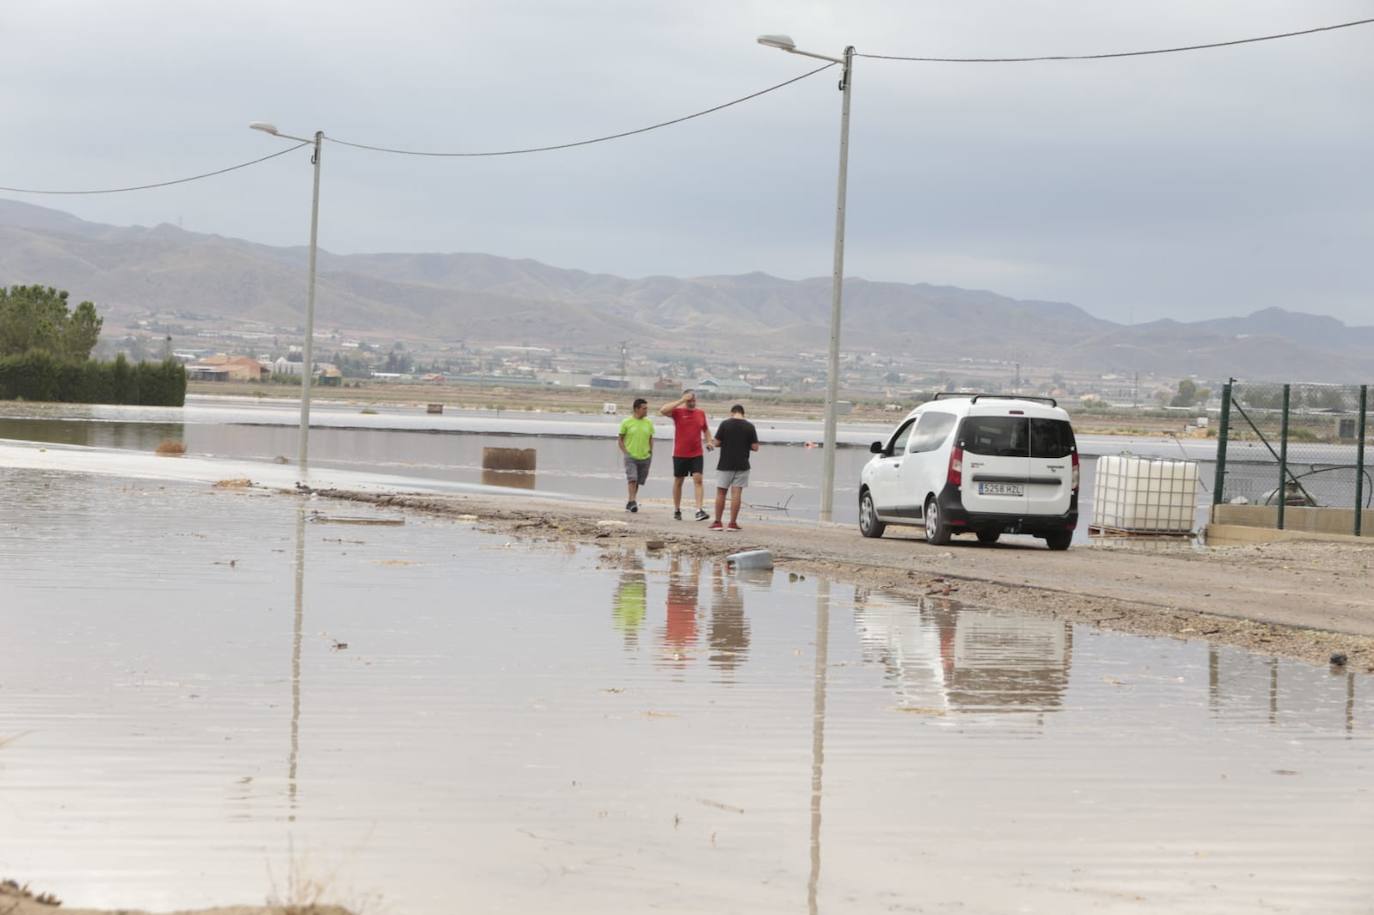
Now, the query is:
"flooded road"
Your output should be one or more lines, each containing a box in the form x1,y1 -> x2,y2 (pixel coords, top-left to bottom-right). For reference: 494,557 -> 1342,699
1,469 -> 1371,913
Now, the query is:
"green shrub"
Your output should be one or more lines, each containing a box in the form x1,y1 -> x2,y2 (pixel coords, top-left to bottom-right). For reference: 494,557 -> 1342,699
0,350 -> 186,406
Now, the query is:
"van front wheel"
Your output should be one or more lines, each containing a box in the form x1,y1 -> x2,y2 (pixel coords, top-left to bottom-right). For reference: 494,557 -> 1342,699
923,497 -> 951,545
859,490 -> 886,538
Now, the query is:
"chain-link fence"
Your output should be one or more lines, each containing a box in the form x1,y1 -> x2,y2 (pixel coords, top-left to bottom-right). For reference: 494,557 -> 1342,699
1214,381 -> 1370,535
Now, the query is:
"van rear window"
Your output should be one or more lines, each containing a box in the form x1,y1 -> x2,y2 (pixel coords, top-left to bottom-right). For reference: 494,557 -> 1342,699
958,417 -> 1075,458
960,417 -> 1026,456
1029,419 -> 1076,458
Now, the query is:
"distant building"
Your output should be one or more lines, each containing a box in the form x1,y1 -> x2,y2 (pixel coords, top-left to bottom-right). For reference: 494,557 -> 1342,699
591,376 -> 629,390
273,357 -> 304,376
696,377 -> 753,397
189,354 -> 269,382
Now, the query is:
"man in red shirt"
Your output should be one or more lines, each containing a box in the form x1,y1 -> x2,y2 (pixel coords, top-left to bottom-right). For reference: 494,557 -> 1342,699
659,389 -> 713,521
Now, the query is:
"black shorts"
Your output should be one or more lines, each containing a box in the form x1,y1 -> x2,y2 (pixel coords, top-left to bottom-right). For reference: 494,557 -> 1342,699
672,455 -> 704,478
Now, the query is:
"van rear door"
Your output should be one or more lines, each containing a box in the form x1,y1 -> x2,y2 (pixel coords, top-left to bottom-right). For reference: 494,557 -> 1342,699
1026,418 -> 1075,516
957,415 -> 1030,516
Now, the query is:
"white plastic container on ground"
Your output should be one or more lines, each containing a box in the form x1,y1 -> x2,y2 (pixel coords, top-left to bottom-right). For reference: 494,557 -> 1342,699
726,549 -> 774,570
1091,455 -> 1198,534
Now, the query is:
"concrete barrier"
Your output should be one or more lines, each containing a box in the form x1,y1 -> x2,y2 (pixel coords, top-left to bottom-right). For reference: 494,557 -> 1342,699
1211,503 -> 1373,538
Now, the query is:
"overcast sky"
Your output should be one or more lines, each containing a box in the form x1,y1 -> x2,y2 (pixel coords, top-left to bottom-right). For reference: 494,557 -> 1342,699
3,0 -> 1372,325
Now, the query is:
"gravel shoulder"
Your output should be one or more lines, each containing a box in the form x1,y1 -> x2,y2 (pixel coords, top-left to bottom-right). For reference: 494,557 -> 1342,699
316,487 -> 1374,672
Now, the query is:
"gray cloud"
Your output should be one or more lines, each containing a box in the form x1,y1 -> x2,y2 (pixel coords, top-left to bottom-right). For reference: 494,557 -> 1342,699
2,0 -> 1371,324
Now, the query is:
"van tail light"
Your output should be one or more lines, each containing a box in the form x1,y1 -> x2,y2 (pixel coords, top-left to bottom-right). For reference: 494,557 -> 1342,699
948,446 -> 963,487
1071,450 -> 1080,492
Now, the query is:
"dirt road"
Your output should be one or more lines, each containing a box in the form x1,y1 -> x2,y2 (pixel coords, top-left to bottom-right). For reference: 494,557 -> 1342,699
317,487 -> 1374,671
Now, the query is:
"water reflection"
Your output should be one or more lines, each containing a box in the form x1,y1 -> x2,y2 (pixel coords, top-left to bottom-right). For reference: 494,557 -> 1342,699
707,565 -> 751,672
289,501 -> 306,818
0,417 -> 184,451
1207,643 -> 1362,734
808,580 -> 831,915
611,555 -> 647,646
662,555 -> 701,665
854,592 -> 1072,714
480,468 -> 536,490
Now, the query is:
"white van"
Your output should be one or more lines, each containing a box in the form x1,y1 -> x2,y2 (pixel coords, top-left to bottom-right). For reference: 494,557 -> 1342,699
858,394 -> 1079,550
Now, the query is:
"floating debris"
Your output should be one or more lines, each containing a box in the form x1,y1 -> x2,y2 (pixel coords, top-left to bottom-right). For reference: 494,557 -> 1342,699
310,513 -> 404,526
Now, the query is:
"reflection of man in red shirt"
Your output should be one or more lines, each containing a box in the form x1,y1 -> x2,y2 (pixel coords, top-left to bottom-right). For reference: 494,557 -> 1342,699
664,556 -> 700,663
659,390 -> 713,521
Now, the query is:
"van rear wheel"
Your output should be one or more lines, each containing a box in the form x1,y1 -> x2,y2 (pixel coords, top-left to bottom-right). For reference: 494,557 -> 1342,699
1044,531 -> 1072,551
976,530 -> 1001,545
923,497 -> 951,545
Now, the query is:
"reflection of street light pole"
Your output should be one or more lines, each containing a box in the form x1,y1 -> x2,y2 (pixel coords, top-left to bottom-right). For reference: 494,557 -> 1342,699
288,502 -> 307,820
808,579 -> 831,914
250,121 -> 324,474
757,35 -> 854,522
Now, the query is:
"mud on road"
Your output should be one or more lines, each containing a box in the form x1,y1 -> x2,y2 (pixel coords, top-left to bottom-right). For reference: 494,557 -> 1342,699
310,488 -> 1374,672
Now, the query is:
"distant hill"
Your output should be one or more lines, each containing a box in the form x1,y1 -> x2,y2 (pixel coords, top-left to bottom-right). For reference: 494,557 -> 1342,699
1,198 -> 1371,380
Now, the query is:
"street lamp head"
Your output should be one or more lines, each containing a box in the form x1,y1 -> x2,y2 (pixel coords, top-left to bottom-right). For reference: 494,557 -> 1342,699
757,34 -> 796,51
248,121 -> 280,135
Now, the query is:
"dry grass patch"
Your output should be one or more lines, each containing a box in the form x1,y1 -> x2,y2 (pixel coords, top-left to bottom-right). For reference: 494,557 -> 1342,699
154,439 -> 186,456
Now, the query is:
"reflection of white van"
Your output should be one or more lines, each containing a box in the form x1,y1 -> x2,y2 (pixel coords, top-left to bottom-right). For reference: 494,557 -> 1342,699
858,394 -> 1079,550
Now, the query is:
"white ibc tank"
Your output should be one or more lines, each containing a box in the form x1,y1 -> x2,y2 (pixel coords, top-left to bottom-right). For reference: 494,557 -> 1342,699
1092,455 -> 1198,534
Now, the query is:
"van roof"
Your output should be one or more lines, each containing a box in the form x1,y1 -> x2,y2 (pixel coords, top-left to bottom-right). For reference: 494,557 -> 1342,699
905,395 -> 1070,422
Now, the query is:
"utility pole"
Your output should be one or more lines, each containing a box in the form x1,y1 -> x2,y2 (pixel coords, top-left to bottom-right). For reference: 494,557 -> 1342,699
619,340 -> 628,386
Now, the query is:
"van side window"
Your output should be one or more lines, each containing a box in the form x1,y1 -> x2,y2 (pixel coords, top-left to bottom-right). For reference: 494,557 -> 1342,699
887,418 -> 916,455
908,412 -> 957,453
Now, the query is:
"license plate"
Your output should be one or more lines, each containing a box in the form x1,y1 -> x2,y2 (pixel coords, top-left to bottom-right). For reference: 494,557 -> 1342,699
978,482 -> 1024,496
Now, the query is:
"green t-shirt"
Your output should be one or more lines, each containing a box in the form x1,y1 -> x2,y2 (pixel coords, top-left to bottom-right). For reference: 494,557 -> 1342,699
618,415 -> 655,460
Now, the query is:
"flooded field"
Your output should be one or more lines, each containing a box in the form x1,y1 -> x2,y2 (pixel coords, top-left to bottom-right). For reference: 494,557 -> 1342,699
0,398 -> 1230,534
1,468 -> 1371,913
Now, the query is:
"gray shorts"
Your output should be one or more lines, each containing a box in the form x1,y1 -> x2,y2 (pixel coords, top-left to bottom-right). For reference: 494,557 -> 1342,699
716,469 -> 749,491
624,455 -> 651,485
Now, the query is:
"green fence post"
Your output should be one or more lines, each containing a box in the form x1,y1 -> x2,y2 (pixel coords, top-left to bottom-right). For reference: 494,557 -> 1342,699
1357,384 -> 1367,537
1213,380 -> 1233,505
1277,384 -> 1290,531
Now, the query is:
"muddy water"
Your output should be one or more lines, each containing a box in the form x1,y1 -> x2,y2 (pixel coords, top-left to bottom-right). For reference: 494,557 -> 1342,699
1,469 -> 1371,913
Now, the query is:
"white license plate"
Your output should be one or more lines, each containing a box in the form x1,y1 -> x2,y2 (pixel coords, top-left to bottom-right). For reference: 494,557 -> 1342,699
978,482 -> 1024,496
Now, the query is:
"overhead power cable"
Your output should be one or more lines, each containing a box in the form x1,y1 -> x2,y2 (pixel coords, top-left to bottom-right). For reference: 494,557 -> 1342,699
859,15 -> 1374,62
326,63 -> 836,157
0,142 -> 311,195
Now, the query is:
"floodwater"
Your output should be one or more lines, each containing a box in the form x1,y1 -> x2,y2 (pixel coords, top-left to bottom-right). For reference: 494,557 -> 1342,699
0,398 -> 1230,536
1,468 -> 1371,914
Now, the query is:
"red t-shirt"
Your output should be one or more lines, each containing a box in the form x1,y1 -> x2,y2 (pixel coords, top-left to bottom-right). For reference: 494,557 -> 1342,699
670,407 -> 709,458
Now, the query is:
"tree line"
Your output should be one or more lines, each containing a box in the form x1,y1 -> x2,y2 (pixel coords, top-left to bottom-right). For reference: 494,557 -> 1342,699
0,285 -> 186,406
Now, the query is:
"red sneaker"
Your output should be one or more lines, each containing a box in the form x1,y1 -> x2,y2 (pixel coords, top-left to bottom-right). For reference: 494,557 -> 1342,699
726,523 -> 743,531
708,521 -> 724,531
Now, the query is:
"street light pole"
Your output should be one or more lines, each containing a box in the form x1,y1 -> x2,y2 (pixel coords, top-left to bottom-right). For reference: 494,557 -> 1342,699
250,122 -> 323,475
300,130 -> 323,472
757,36 -> 854,522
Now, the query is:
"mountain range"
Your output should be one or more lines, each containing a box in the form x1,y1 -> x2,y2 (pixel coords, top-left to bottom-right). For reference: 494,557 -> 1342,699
1,198 -> 1370,381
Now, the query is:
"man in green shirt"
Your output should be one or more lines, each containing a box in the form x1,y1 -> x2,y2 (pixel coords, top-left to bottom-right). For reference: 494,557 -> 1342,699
618,398 -> 655,513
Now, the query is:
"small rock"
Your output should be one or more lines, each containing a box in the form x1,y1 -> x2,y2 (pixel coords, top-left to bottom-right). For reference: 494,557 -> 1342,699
1330,652 -> 1348,667
596,520 -> 629,530
645,539 -> 666,551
